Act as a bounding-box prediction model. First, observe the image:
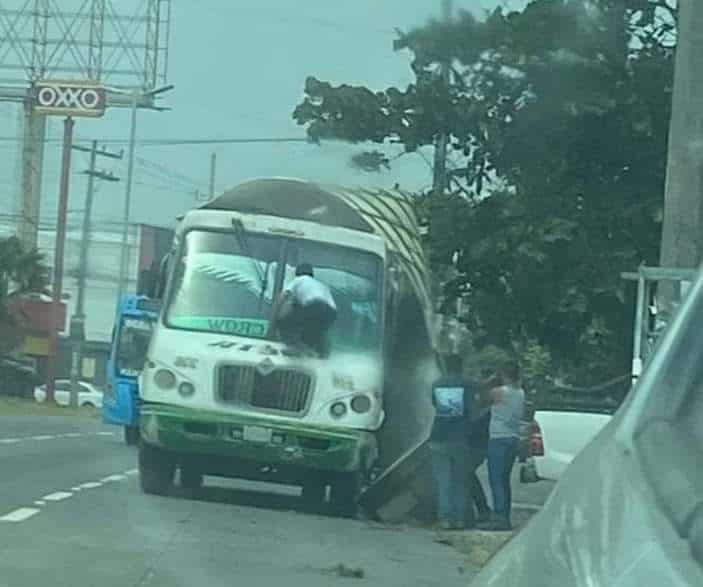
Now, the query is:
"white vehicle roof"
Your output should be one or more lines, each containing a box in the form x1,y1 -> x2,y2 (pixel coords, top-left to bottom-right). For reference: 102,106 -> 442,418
190,178 -> 431,309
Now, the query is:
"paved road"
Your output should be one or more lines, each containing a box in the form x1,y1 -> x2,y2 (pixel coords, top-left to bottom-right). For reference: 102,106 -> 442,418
1,413 -> 501,587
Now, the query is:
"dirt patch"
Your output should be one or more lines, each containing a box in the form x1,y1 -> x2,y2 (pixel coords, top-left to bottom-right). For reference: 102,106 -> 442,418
433,508 -> 536,569
436,529 -> 515,568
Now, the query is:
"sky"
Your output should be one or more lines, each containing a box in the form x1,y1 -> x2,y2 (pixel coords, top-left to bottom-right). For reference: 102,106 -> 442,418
0,0 -> 526,232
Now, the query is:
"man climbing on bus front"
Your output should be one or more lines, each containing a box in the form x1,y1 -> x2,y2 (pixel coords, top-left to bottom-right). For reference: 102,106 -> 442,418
272,263 -> 337,357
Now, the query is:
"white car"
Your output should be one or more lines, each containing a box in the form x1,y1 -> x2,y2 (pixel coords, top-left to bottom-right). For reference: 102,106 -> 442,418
34,380 -> 103,408
529,408 -> 613,480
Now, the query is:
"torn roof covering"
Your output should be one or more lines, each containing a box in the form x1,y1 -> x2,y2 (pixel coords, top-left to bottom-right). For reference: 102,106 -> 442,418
201,178 -> 432,317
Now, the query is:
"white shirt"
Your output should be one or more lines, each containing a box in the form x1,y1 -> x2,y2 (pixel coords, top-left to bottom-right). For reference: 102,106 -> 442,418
284,275 -> 336,310
489,384 -> 525,439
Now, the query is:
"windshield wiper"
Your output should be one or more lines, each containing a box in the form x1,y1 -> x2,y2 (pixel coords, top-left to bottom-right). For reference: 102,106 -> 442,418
231,217 -> 267,291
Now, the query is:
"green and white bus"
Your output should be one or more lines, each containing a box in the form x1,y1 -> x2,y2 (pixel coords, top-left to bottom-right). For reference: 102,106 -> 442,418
138,178 -> 438,516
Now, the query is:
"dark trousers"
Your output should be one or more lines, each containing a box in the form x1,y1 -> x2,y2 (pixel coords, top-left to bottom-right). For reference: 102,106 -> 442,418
487,437 -> 519,524
430,442 -> 467,525
278,300 -> 336,356
466,447 -> 490,518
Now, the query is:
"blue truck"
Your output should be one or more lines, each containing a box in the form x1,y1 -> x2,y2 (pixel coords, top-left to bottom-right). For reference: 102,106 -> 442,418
103,294 -> 160,445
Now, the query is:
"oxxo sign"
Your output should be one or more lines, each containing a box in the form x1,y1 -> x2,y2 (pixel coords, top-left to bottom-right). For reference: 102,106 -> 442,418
34,81 -> 106,118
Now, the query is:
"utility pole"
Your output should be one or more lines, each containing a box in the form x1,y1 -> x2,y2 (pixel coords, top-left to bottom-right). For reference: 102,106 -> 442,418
117,92 -> 139,303
45,117 -> 75,404
659,0 -> 703,317
209,151 -> 217,200
434,0 -> 456,354
433,0 -> 453,197
18,102 -> 47,252
114,84 -> 174,305
68,140 -> 122,407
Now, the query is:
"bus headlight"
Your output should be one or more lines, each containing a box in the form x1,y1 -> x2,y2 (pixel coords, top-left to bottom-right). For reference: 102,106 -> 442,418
350,394 -> 372,414
178,382 -> 195,398
154,369 -> 176,390
330,401 -> 347,418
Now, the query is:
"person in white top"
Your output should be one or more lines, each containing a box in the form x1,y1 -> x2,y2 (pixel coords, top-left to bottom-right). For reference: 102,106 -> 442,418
272,263 -> 337,356
480,360 -> 525,531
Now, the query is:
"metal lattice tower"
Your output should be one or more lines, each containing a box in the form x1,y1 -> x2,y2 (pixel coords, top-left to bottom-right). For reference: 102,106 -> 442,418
0,0 -> 171,251
0,0 -> 171,87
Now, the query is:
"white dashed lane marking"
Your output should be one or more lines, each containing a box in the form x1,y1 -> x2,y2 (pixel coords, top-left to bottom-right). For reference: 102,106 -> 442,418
0,508 -> 41,522
0,431 -> 115,445
0,468 -> 138,523
76,482 -> 103,490
42,492 -> 73,502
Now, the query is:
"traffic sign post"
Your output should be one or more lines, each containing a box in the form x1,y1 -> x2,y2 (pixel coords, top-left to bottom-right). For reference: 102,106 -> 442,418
39,80 -> 105,404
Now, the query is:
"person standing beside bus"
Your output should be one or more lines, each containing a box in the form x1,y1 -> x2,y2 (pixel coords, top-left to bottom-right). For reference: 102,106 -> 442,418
429,354 -> 472,530
483,360 -> 525,531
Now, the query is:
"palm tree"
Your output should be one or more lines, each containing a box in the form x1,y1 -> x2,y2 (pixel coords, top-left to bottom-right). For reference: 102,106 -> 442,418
0,236 -> 48,355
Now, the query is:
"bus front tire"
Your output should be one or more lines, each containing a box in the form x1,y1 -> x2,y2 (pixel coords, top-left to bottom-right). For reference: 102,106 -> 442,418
329,471 -> 360,518
124,426 -> 139,446
138,443 -> 175,496
301,478 -> 326,513
180,467 -> 204,493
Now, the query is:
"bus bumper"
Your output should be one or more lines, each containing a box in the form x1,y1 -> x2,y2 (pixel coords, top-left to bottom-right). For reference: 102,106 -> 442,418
139,402 -> 377,477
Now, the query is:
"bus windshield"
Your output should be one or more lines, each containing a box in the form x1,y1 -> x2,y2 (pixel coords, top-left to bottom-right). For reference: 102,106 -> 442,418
165,229 -> 383,351
117,316 -> 154,377
166,230 -> 281,338
283,239 -> 383,352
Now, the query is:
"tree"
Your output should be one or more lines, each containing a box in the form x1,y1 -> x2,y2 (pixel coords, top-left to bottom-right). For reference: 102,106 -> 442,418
659,0 -> 703,310
0,236 -> 48,355
293,0 -> 675,384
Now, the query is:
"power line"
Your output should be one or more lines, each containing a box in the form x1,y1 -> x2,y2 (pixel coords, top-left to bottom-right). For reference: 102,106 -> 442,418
135,155 -> 207,190
0,135 -> 310,146
134,180 -> 202,197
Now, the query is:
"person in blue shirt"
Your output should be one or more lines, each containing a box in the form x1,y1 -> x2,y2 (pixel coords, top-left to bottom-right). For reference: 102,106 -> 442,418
430,353 -> 472,530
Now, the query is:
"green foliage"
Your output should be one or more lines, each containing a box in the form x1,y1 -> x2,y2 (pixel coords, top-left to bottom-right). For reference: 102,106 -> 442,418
0,236 -> 47,299
349,150 -> 391,173
463,344 -> 513,383
0,236 -> 48,355
293,0 -> 675,384
515,338 -> 553,393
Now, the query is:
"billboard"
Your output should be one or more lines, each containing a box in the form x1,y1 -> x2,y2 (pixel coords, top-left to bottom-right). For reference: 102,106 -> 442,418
34,80 -> 106,118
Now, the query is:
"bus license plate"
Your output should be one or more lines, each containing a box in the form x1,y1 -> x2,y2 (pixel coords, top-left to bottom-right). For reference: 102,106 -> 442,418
243,426 -> 272,443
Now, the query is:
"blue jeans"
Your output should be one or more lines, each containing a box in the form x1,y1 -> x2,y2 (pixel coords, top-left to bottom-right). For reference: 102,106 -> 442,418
430,442 -> 467,525
487,437 -> 519,524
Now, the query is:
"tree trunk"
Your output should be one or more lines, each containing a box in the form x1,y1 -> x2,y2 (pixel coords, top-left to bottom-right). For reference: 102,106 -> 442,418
659,0 -> 703,307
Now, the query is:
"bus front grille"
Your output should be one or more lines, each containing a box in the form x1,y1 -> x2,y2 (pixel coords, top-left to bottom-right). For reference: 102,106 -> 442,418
217,365 -> 311,415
